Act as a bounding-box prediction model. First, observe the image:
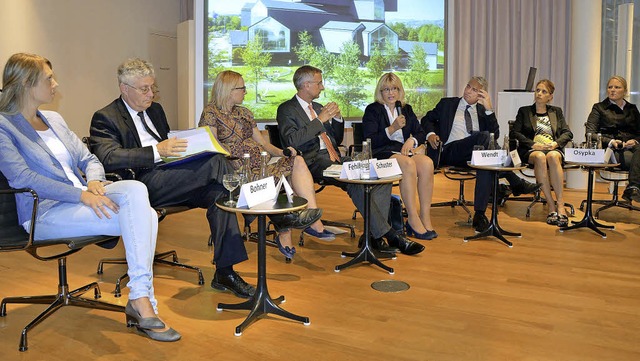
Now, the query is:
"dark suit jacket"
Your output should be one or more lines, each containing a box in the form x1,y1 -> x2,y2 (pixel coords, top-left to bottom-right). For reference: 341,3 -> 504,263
276,95 -> 344,166
510,104 -> 573,160
421,97 -> 499,139
362,102 -> 426,158
586,98 -> 640,147
89,97 -> 169,173
420,97 -> 499,161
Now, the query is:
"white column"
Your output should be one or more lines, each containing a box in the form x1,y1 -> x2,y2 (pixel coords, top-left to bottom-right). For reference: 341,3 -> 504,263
566,0 -> 602,189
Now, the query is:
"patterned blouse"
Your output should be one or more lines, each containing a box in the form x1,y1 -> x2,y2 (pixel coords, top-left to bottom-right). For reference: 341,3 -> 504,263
199,104 -> 294,182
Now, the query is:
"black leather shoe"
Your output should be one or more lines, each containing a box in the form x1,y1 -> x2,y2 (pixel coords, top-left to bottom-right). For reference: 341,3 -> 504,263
211,270 -> 256,299
622,185 -> 640,203
472,211 -> 489,233
511,181 -> 542,196
494,184 -> 512,205
357,234 -> 398,253
386,231 -> 424,255
270,208 -> 323,232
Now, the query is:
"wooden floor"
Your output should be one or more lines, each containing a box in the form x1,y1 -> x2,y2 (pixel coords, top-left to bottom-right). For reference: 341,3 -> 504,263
1,172 -> 639,360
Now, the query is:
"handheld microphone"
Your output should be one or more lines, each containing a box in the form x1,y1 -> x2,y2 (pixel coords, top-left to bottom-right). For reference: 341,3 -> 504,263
395,101 -> 402,118
283,148 -> 292,157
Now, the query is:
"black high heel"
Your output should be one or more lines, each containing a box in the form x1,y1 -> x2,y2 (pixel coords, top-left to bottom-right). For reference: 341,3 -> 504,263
405,222 -> 438,240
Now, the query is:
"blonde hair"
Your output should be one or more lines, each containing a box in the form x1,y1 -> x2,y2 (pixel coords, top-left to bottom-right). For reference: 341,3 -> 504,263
0,53 -> 51,115
607,75 -> 628,96
210,70 -> 243,112
374,72 -> 405,105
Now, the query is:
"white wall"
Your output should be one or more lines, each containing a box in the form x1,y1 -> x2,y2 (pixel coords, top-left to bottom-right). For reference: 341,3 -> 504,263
0,0 -> 181,136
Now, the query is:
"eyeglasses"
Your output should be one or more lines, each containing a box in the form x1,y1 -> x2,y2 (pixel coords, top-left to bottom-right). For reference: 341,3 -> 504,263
381,87 -> 399,93
125,83 -> 158,95
233,86 -> 247,91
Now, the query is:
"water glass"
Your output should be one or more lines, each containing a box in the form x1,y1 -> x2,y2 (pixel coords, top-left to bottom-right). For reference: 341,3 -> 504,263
222,173 -> 240,206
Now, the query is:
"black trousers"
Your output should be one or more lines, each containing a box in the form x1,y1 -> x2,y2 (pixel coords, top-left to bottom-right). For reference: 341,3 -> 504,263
307,151 -> 393,239
615,145 -> 640,187
138,154 -> 248,269
440,132 -> 493,212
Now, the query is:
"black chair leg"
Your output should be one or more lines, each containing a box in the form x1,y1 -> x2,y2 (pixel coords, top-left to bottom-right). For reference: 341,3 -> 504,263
1,258 -> 124,352
99,250 -> 205,297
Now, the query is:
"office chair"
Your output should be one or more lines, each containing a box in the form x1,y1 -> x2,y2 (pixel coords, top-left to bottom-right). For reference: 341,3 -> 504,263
82,137 -> 204,297
0,171 -> 125,352
580,168 -> 640,218
429,141 -> 476,223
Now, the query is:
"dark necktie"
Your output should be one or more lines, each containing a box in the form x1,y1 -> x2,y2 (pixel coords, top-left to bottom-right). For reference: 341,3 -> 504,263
138,111 -> 162,142
464,105 -> 473,134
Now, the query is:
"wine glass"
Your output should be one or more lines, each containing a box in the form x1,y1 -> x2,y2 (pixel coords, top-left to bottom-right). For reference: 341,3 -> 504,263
222,173 -> 240,206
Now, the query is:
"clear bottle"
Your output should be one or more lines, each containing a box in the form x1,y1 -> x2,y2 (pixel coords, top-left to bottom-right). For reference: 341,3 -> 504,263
240,153 -> 251,185
503,135 -> 510,151
502,135 -> 511,166
359,140 -> 371,179
259,151 -> 268,179
366,138 -> 372,159
488,132 -> 496,150
586,132 -> 592,148
596,133 -> 603,149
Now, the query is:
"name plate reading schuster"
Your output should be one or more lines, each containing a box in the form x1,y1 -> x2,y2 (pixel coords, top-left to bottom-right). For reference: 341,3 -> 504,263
237,176 -> 276,208
371,158 -> 402,178
471,150 -> 507,166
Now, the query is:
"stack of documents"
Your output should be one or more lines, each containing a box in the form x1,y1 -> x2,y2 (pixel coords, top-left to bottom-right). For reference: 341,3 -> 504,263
160,127 -> 230,167
322,164 -> 343,177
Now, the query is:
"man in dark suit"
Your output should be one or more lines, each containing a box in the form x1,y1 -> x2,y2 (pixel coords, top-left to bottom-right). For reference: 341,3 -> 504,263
89,58 -> 317,299
276,65 -> 424,255
421,76 -> 540,232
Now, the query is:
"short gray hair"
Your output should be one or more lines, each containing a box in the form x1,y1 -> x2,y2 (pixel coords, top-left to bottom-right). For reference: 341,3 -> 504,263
470,76 -> 488,91
117,58 -> 155,85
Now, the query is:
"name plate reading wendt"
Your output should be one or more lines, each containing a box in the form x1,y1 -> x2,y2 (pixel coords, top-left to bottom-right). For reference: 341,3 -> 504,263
564,148 -> 613,163
237,176 -> 277,208
471,150 -> 507,166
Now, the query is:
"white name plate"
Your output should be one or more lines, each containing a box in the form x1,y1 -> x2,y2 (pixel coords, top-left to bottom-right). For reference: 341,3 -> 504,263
471,150 -> 507,166
237,176 -> 276,208
564,148 -> 605,163
372,158 -> 402,178
340,159 -> 376,180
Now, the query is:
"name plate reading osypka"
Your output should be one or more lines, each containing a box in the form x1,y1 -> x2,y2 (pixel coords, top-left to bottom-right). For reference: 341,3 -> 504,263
471,150 -> 507,166
564,148 -> 613,163
237,176 -> 276,208
371,158 -> 402,178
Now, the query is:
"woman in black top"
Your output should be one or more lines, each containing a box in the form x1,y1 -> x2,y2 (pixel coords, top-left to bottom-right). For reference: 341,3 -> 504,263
586,75 -> 640,203
511,79 -> 573,226
363,73 -> 436,240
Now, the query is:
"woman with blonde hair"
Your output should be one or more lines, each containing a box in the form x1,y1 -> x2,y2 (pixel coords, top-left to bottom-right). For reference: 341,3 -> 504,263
0,53 -> 180,341
586,75 -> 640,203
199,70 -> 331,260
362,72 -> 436,240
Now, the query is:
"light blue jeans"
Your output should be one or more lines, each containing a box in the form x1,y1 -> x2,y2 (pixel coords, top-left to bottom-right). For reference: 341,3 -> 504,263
25,180 -> 159,312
